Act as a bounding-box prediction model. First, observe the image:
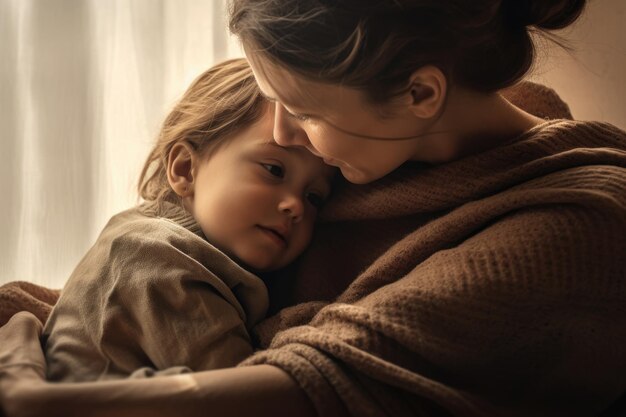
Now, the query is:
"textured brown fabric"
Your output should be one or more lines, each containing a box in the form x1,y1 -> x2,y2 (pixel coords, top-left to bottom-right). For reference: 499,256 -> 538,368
0,281 -> 59,327
502,81 -> 573,120
244,120 -> 626,417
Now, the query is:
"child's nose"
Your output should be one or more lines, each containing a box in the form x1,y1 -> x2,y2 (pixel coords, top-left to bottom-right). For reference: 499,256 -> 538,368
273,103 -> 310,148
278,194 -> 304,222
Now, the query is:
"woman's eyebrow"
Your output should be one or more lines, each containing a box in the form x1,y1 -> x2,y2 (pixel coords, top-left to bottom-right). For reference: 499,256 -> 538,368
260,89 -> 303,112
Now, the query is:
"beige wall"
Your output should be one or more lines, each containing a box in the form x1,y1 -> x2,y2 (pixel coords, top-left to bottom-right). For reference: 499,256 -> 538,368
529,0 -> 626,129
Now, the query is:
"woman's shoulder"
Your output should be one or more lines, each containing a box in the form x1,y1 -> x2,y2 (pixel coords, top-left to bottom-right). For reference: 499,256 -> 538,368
486,118 -> 626,187
319,119 -> 626,223
495,120 -> 626,212
525,119 -> 626,149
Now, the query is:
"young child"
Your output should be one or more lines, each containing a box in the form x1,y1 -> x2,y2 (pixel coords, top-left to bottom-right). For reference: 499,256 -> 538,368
42,58 -> 335,382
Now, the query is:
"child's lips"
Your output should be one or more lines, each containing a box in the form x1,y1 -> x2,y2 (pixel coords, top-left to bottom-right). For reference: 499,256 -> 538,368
257,225 -> 288,247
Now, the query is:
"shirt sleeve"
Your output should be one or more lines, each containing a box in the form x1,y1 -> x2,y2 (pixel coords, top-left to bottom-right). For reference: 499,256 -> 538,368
99,234 -> 254,374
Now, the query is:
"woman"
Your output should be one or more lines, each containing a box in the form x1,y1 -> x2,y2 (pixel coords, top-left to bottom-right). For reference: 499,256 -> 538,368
1,0 -> 625,416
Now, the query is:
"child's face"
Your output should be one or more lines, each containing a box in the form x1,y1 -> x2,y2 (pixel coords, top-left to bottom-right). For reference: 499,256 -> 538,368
188,109 -> 335,272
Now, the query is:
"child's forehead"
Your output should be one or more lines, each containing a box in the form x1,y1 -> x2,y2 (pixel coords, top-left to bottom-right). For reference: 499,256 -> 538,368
253,140 -> 313,162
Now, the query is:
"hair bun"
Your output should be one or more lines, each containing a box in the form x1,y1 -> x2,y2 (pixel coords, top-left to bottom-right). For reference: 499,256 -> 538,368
503,0 -> 586,29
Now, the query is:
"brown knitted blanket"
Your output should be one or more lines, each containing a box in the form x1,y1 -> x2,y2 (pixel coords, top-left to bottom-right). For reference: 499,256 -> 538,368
0,281 -> 59,327
243,119 -> 626,417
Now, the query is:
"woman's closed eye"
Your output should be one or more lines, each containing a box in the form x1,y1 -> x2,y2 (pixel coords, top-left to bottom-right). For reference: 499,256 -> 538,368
286,111 -> 311,122
261,163 -> 284,178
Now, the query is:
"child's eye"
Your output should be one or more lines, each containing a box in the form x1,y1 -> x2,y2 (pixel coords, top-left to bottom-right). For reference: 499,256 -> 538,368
261,163 -> 284,178
306,192 -> 325,209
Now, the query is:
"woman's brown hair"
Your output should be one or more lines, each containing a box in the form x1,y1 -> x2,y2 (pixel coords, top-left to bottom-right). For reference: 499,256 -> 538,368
229,0 -> 586,104
138,58 -> 266,203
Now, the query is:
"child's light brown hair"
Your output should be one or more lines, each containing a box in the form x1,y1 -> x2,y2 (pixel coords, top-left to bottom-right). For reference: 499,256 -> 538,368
138,58 -> 266,203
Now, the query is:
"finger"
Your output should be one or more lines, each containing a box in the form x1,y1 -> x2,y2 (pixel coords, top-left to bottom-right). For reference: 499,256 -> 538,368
0,311 -> 45,373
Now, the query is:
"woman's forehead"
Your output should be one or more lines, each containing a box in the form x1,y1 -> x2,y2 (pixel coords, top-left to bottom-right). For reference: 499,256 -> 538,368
245,49 -> 335,111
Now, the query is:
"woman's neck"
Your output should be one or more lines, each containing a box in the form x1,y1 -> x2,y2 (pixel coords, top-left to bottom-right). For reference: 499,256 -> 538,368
413,89 -> 545,163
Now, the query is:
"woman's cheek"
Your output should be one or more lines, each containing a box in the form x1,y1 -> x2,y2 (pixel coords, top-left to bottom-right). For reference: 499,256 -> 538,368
307,125 -> 343,155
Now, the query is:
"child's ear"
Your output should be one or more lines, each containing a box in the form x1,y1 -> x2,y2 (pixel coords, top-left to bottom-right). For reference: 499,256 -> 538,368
405,65 -> 447,119
167,142 -> 197,197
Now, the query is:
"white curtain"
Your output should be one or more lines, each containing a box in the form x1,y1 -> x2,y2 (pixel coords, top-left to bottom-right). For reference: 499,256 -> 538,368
0,0 -> 243,288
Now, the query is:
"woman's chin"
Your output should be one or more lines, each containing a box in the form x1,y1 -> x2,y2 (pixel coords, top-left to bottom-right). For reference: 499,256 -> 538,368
341,162 -> 399,184
340,166 -> 375,185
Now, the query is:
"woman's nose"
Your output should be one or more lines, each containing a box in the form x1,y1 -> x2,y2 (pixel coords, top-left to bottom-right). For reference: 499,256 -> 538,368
278,193 -> 304,223
273,103 -> 309,147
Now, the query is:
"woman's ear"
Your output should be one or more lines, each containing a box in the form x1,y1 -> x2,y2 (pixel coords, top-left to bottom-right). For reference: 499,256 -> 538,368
167,142 -> 197,197
406,65 -> 447,119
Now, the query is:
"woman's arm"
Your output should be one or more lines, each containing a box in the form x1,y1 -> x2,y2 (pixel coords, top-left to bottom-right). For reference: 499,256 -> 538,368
0,312 -> 317,417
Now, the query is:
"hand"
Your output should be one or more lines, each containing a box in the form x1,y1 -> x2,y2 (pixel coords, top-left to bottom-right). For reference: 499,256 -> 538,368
0,312 -> 47,417
0,312 -> 319,417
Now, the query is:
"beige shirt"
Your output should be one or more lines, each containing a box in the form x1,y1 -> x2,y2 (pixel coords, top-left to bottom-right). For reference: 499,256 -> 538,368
43,201 -> 268,382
